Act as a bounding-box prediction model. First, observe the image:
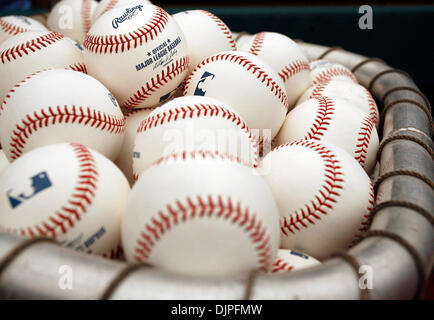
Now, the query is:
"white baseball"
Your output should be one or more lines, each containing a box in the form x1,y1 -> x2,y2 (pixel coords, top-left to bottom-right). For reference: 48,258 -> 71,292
92,0 -> 153,24
0,31 -> 86,103
173,10 -> 236,72
0,149 -> 9,175
84,4 -> 189,109
259,140 -> 374,260
0,69 -> 125,162
47,0 -> 98,43
235,33 -> 253,48
132,96 -> 258,180
297,78 -> 380,128
115,108 -> 154,185
183,51 -> 288,145
0,143 -> 130,258
272,249 -> 320,273
275,96 -> 379,173
309,59 -> 358,86
0,15 -> 48,45
238,32 -> 310,108
122,150 -> 280,276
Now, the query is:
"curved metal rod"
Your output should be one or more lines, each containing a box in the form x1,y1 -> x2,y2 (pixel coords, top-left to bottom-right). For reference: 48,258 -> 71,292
0,42 -> 432,300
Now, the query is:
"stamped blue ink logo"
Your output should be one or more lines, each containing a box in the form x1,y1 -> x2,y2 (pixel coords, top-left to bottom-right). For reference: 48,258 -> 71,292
290,250 -> 309,260
194,71 -> 215,96
7,171 -> 52,209
108,92 -> 118,107
112,5 -> 143,29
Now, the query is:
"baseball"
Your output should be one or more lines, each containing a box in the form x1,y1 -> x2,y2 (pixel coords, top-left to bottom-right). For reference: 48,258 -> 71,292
92,0 -> 153,24
47,0 -> 98,43
115,108 -> 154,185
272,249 -> 320,273
237,32 -> 310,108
173,10 -> 236,72
0,69 -> 126,162
84,4 -> 189,109
132,96 -> 258,180
0,31 -> 86,103
259,140 -> 374,260
275,96 -> 379,173
297,78 -> 380,128
0,149 -> 9,175
183,51 -> 288,145
0,15 -> 48,45
0,143 -> 130,258
122,150 -> 280,276
309,59 -> 358,86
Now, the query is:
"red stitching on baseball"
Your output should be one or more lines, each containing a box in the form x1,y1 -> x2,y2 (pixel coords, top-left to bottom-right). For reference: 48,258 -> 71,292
248,32 -> 265,56
200,10 -> 236,50
96,0 -> 120,20
8,106 -> 125,160
359,181 -> 375,233
364,87 -> 378,125
312,66 -> 358,85
83,6 -> 169,54
273,140 -> 344,236
354,115 -> 375,168
4,143 -> 98,238
272,258 -> 294,273
184,52 -> 289,109
279,59 -> 310,83
69,62 -> 88,74
102,244 -> 124,260
122,56 -> 189,109
133,194 -> 274,272
0,17 -> 30,36
0,32 -> 64,64
81,0 -> 93,35
152,150 -> 247,167
304,96 -> 335,141
136,103 -> 259,165
1,70 -> 45,113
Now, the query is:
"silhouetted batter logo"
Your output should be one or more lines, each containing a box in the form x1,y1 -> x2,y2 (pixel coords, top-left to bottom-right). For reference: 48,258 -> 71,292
7,171 -> 52,209
194,71 -> 215,96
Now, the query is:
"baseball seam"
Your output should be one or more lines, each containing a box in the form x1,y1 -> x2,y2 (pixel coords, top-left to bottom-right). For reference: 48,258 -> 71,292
272,258 -> 294,273
184,53 -> 289,108
81,0 -> 93,36
200,10 -> 236,50
248,32 -> 265,56
69,62 -> 88,74
4,143 -> 98,238
354,115 -> 375,169
274,140 -> 344,236
0,17 -> 30,36
278,60 -> 311,83
0,32 -> 64,64
304,96 -> 335,141
8,105 -> 125,160
83,6 -> 169,54
312,67 -> 358,85
132,149 -> 252,183
102,243 -> 124,260
364,88 -> 379,125
133,194 -> 274,272
359,182 -> 375,233
136,103 -> 259,163
122,56 -> 189,109
97,0 -> 120,20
